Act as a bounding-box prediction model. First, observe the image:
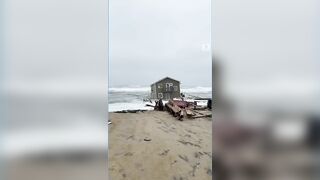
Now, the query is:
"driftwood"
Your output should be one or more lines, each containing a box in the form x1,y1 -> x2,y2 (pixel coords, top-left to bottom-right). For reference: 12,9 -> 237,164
165,101 -> 184,120
154,99 -> 164,111
195,98 -> 211,100
186,109 -> 195,116
191,110 -> 212,118
192,114 -> 212,118
114,109 -> 147,113
165,100 -> 212,120
194,106 -> 207,110
166,103 -> 180,115
178,110 -> 184,121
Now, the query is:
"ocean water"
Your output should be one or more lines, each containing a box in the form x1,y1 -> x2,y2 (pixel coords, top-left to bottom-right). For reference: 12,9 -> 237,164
108,86 -> 212,112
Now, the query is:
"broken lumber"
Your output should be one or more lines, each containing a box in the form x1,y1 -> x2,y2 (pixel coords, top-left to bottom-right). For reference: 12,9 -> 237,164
192,114 -> 212,118
186,109 -> 195,117
194,106 -> 207,110
165,101 -> 185,120
178,110 -> 184,121
114,109 -> 147,113
166,103 -> 180,116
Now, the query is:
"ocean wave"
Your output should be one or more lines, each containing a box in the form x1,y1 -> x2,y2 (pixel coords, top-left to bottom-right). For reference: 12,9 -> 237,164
109,87 -> 150,92
109,102 -> 154,112
109,86 -> 212,93
181,87 -> 212,93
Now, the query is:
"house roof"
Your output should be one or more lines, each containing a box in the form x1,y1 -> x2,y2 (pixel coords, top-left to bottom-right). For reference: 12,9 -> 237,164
151,77 -> 180,85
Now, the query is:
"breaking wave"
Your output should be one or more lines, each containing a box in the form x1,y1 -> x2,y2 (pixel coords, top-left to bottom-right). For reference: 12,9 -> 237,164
181,86 -> 212,93
109,87 -> 150,92
108,86 -> 212,112
109,86 -> 212,93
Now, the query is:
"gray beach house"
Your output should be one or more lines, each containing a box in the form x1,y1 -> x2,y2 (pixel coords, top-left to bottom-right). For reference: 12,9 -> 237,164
151,77 -> 181,100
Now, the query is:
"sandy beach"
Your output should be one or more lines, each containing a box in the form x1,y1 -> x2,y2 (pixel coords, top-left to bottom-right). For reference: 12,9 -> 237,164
108,110 -> 212,180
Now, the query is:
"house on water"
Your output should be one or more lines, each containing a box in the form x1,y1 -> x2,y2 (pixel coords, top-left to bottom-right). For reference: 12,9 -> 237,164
151,77 -> 181,100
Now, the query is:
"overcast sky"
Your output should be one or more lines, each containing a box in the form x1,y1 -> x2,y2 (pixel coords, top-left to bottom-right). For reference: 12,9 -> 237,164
109,0 -> 212,87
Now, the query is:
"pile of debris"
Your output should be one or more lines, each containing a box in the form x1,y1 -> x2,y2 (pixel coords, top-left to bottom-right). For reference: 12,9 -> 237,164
164,99 -> 212,121
114,109 -> 148,113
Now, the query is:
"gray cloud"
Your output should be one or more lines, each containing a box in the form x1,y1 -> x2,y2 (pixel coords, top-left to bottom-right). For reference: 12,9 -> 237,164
109,0 -> 211,87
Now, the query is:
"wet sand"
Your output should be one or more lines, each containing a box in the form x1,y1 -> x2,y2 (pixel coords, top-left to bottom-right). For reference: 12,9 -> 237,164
108,111 -> 212,180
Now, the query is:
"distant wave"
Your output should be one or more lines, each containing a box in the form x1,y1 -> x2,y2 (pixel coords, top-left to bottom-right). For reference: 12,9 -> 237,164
181,87 -> 212,93
108,86 -> 212,111
109,86 -> 212,93
109,87 -> 150,92
109,102 -> 154,112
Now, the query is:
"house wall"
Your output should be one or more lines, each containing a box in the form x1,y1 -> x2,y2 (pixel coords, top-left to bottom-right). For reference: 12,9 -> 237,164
155,79 -> 180,99
151,84 -> 157,99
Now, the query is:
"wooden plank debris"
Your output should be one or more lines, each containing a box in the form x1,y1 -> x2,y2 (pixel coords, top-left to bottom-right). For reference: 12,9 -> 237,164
164,100 -> 211,120
114,109 -> 147,113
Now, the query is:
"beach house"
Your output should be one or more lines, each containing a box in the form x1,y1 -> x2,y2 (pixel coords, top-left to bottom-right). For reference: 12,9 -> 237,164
150,77 -> 181,100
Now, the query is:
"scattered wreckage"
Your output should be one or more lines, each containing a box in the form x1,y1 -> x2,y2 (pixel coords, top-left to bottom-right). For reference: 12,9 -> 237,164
155,99 -> 212,121
111,96 -> 212,122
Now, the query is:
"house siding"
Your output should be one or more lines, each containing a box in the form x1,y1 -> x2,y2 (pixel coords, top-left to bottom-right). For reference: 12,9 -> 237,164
151,77 -> 180,100
151,84 -> 157,99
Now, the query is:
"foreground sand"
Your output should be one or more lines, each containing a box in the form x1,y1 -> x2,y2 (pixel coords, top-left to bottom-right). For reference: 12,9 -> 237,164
108,111 -> 212,180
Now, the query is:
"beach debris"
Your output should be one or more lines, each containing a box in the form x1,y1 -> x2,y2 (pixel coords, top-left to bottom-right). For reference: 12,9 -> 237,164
186,109 -> 195,116
154,98 -> 164,111
193,106 -> 207,110
208,99 -> 212,109
165,100 -> 184,120
114,109 -> 147,113
144,137 -> 152,141
195,98 -> 212,110
165,99 -> 212,120
171,100 -> 190,108
143,98 -> 153,103
145,103 -> 155,107
192,114 -> 212,118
